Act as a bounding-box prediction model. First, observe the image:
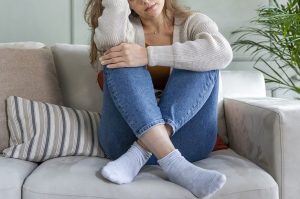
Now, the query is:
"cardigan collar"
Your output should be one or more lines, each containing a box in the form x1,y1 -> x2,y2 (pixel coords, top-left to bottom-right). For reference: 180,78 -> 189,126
130,14 -> 183,47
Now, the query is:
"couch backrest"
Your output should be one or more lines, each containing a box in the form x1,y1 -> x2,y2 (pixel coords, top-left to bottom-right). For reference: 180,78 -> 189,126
51,44 -> 102,112
51,43 -> 266,144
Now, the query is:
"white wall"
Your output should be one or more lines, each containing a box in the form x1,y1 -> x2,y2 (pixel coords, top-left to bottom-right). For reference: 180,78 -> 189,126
0,0 -> 72,44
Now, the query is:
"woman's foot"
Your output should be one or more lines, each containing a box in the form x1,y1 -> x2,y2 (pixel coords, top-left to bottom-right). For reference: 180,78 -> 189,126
158,149 -> 226,198
101,141 -> 152,184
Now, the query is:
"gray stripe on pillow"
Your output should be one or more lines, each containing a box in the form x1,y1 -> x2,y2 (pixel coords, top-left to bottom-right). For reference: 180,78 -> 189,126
72,108 -> 81,155
77,108 -> 85,154
87,111 -> 94,156
13,97 -> 27,159
26,100 -> 36,161
66,108 -> 75,155
41,103 -> 51,161
7,99 -> 18,146
8,98 -> 17,158
32,100 -> 48,160
81,110 -> 89,155
15,98 -> 25,159
92,112 -> 101,156
9,142 -> 16,158
14,96 -> 24,144
10,96 -> 23,158
52,104 -> 60,157
58,106 -> 66,156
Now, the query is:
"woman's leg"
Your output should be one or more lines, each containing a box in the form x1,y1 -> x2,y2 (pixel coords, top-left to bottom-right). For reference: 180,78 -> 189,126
101,65 -> 166,138
136,68 -> 226,198
98,66 -> 155,184
98,70 -> 137,160
99,65 -> 225,198
143,69 -> 226,198
146,69 -> 220,165
99,64 -> 174,184
99,65 -> 218,164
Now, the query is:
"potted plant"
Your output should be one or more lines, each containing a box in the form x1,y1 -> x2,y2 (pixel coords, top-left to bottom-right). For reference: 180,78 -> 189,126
231,0 -> 300,98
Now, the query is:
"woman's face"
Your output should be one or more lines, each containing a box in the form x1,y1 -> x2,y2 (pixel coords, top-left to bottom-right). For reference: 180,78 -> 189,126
128,0 -> 165,19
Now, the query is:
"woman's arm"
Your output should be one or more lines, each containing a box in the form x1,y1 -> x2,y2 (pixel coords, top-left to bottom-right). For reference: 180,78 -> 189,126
146,13 -> 233,72
93,0 -> 135,52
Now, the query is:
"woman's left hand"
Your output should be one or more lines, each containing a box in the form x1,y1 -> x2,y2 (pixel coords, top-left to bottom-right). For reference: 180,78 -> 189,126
99,43 -> 148,68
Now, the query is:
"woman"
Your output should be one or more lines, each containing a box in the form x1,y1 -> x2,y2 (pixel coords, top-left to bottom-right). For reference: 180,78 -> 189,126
84,0 -> 233,198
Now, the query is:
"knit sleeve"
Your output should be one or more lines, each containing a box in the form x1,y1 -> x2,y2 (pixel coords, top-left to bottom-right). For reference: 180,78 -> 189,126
93,0 -> 135,53
146,13 -> 233,72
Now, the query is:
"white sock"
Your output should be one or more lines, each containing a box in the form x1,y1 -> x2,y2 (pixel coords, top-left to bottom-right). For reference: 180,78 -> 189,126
101,141 -> 152,184
157,149 -> 226,198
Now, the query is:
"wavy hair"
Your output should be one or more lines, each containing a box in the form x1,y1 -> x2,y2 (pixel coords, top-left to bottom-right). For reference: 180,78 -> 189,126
84,0 -> 192,65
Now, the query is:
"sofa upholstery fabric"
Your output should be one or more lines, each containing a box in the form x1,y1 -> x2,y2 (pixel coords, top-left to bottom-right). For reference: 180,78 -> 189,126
50,44 -> 102,113
0,48 -> 63,152
22,149 -> 278,199
0,155 -> 37,199
3,96 -> 105,162
224,97 -> 300,199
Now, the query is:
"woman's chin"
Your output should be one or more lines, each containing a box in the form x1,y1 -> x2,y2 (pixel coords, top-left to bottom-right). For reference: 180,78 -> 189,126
145,10 -> 163,18
144,4 -> 163,17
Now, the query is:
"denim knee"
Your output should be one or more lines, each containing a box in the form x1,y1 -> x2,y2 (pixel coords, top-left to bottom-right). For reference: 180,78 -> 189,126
158,69 -> 219,136
102,65 -> 166,138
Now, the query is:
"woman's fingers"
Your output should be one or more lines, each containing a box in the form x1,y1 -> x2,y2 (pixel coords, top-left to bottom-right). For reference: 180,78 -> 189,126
99,43 -> 147,68
107,62 -> 128,68
100,56 -> 125,65
100,51 -> 123,61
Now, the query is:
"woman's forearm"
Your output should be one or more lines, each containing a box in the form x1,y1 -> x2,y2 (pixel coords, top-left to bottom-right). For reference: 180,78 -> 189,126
147,32 -> 233,72
146,13 -> 233,72
94,0 -> 135,52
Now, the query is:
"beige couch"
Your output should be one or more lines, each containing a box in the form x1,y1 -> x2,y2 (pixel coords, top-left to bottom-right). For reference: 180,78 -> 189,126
0,43 -> 299,199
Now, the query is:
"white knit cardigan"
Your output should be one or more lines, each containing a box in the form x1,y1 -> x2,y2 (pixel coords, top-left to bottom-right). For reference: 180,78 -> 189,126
94,0 -> 233,72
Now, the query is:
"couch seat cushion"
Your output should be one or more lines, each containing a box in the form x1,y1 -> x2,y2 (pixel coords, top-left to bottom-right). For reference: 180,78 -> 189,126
0,155 -> 38,199
22,149 -> 278,199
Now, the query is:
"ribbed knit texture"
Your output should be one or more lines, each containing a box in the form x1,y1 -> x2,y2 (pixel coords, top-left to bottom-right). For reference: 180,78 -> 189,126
94,0 -> 233,72
101,141 -> 152,184
158,149 -> 227,198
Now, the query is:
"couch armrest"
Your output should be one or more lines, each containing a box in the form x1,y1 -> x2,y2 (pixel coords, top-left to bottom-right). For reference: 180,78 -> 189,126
224,97 -> 300,199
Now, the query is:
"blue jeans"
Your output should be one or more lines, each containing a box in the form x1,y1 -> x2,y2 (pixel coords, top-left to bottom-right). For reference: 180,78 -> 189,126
98,65 -> 219,165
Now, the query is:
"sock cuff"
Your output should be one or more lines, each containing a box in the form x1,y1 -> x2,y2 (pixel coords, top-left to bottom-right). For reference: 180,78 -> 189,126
132,141 -> 152,158
157,149 -> 182,169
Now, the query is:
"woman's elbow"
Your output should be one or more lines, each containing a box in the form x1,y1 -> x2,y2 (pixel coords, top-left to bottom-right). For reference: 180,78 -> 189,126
93,31 -> 123,51
221,46 -> 233,69
216,42 -> 233,70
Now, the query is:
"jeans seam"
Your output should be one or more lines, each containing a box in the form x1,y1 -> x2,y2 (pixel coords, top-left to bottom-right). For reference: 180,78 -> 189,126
163,118 -> 177,136
177,71 -> 217,127
136,119 -> 166,138
104,67 -> 136,128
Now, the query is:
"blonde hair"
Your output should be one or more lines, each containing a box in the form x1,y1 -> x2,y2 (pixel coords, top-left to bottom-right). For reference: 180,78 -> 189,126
84,0 -> 192,65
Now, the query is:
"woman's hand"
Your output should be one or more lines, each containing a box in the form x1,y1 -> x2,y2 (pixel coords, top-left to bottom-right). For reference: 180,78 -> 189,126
99,43 -> 148,68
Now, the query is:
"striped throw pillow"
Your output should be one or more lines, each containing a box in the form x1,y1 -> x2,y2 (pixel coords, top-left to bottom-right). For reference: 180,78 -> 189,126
3,96 -> 105,162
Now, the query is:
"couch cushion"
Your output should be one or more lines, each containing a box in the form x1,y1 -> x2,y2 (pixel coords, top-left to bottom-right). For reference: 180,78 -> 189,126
50,44 -> 102,113
3,96 -> 105,162
22,149 -> 278,199
0,48 -> 63,153
0,154 -> 38,199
